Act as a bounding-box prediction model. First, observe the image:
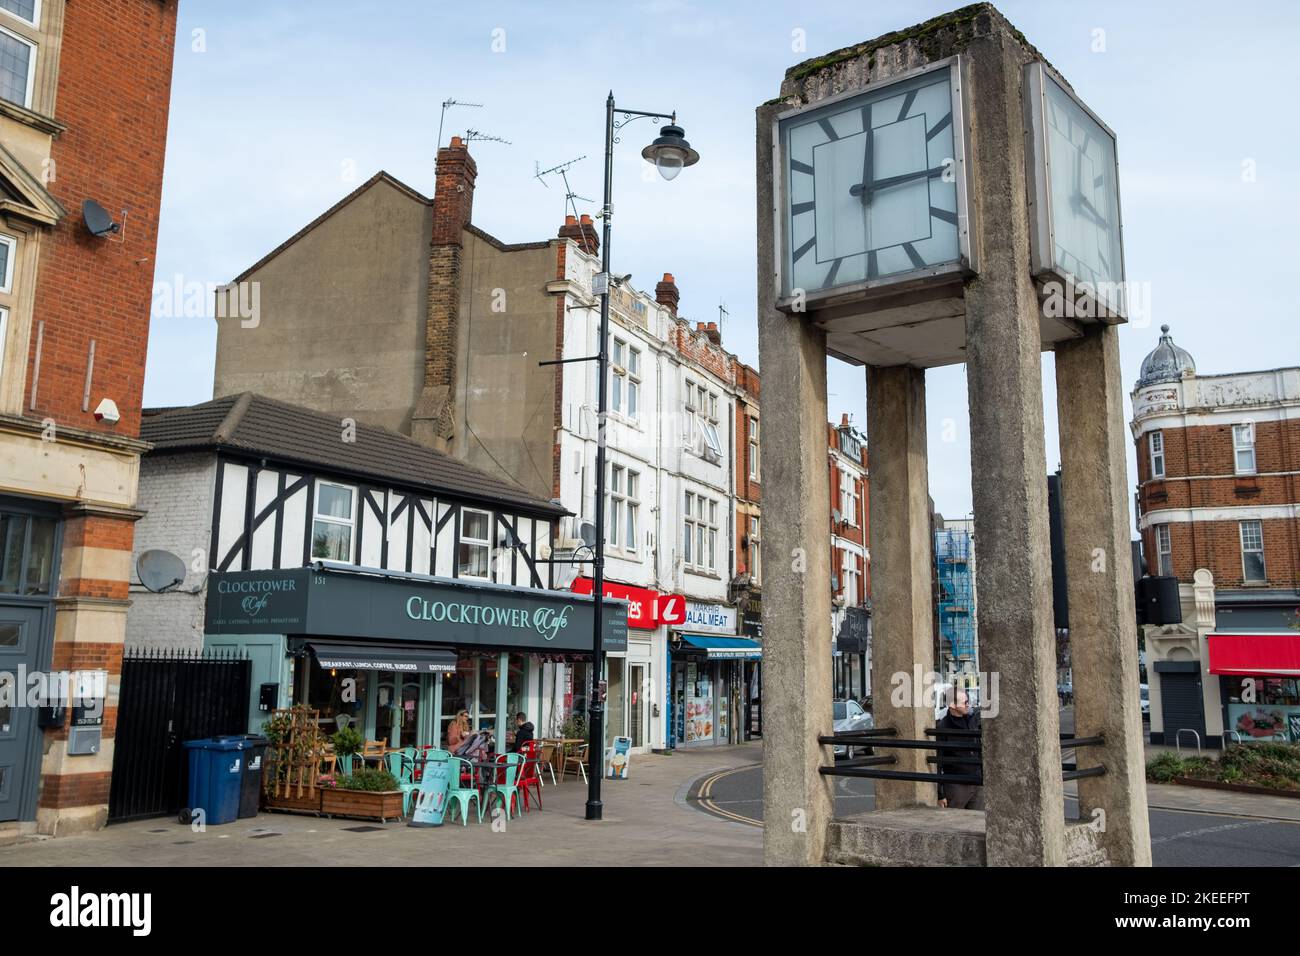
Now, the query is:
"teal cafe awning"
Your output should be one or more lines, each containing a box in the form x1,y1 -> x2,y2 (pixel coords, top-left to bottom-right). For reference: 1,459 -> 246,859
677,635 -> 762,660
306,641 -> 457,673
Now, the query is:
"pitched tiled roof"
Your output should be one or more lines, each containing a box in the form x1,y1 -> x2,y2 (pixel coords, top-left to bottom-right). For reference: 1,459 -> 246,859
142,393 -> 565,517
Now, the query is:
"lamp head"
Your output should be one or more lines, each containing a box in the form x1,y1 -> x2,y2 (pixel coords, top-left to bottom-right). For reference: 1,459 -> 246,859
641,124 -> 699,181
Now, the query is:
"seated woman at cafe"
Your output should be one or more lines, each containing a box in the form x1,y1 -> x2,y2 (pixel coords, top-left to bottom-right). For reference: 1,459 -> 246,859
446,710 -> 471,751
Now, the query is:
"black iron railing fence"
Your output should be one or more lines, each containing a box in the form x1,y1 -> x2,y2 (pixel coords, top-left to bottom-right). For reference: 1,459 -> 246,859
108,646 -> 250,823
818,725 -> 1106,784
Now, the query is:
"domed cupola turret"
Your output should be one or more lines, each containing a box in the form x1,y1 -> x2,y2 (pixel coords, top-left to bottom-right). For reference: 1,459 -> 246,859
1136,325 -> 1196,388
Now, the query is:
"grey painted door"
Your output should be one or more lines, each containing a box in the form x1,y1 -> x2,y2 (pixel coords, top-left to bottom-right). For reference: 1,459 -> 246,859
0,605 -> 44,822
1160,671 -> 1206,746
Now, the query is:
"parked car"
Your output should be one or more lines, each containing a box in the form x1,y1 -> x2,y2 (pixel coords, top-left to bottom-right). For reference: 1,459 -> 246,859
1140,683 -> 1150,720
832,698 -> 873,758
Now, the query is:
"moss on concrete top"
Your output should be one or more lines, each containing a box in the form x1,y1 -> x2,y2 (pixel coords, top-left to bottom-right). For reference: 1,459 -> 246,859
781,2 -> 1048,89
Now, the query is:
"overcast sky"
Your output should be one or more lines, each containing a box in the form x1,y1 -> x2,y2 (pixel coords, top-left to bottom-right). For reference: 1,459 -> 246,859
146,0 -> 1300,518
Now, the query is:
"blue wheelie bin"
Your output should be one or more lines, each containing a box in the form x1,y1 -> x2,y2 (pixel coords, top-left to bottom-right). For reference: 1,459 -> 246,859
180,738 -> 245,825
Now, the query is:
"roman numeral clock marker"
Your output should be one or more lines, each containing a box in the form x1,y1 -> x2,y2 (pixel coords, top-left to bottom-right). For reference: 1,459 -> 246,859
775,57 -> 974,306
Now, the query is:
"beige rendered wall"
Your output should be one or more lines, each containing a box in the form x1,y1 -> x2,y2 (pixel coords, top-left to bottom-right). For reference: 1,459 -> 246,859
213,178 -> 431,434
452,232 -> 559,501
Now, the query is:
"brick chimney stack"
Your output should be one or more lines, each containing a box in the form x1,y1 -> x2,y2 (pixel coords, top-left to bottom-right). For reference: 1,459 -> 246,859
655,272 -> 680,316
704,321 -> 721,346
841,412 -> 851,427
413,135 -> 478,452
558,213 -> 600,256
431,135 -> 477,244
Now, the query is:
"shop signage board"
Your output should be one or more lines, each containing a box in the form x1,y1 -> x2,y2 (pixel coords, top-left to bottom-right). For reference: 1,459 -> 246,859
570,577 -> 686,629
607,736 -> 631,779
682,601 -> 737,635
206,567 -> 628,652
409,758 -> 452,827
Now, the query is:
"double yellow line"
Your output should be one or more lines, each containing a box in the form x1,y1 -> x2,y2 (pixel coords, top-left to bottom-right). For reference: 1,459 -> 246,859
695,766 -> 762,828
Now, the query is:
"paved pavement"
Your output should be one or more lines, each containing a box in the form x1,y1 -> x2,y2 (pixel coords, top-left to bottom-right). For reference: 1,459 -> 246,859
1,746 -> 762,867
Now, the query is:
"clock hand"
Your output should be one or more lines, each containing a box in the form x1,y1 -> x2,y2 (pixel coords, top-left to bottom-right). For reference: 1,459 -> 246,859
849,164 -> 946,199
859,114 -> 874,206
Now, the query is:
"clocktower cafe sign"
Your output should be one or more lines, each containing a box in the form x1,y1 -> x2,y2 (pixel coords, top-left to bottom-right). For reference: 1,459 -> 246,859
206,565 -> 627,653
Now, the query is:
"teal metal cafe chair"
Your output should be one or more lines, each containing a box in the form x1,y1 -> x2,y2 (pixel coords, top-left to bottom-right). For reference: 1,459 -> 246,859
446,756 -> 484,825
487,752 -> 524,822
386,750 -> 418,817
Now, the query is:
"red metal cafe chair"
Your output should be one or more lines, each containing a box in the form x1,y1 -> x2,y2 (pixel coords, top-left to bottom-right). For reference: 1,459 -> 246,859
517,740 -> 543,812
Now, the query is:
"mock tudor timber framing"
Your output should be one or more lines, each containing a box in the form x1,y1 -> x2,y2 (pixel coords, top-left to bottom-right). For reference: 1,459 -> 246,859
205,452 -> 557,587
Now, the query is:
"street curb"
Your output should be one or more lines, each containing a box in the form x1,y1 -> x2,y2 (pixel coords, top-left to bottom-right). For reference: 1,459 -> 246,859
676,763 -> 764,831
1143,802 -> 1300,824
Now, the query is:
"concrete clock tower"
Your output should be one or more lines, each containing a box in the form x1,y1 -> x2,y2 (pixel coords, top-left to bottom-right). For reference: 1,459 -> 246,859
757,4 -> 1149,867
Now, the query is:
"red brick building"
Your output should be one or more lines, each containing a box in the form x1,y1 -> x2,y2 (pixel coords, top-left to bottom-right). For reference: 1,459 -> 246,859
1131,325 -> 1300,747
829,414 -> 871,699
0,0 -> 178,835
733,361 -> 760,587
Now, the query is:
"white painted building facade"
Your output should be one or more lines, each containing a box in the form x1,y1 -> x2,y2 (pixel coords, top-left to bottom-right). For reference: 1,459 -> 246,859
550,240 -> 744,752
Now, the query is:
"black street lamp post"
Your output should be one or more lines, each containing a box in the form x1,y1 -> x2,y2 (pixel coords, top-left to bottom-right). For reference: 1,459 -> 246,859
544,92 -> 698,821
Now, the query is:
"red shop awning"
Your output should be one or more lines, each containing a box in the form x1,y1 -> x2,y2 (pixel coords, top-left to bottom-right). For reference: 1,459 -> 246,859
1206,632 -> 1300,676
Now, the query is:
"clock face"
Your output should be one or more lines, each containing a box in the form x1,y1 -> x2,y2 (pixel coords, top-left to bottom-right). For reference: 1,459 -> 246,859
778,64 -> 965,298
1035,68 -> 1124,313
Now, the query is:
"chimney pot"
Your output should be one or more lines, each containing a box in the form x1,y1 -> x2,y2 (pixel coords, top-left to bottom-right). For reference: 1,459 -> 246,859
841,413 -> 850,427
557,212 -> 599,256
655,273 -> 681,316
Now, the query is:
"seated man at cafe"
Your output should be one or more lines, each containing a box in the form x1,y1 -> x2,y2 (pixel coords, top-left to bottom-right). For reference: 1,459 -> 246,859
509,712 -> 534,753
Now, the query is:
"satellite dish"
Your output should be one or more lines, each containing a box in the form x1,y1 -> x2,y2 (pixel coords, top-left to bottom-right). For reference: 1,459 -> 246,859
82,199 -> 120,237
577,520 -> 597,549
137,549 -> 186,592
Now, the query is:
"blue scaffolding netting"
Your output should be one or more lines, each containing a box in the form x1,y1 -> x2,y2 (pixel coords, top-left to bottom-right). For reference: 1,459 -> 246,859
935,529 -> 977,661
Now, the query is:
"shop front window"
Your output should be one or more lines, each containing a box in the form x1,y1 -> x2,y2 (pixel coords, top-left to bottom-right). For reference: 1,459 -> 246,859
568,661 -> 591,730
685,661 -> 714,742
478,655 -> 499,739
506,655 -> 526,731
606,656 -> 625,746
1223,676 -> 1300,743
440,658 -> 473,746
303,656 -> 367,733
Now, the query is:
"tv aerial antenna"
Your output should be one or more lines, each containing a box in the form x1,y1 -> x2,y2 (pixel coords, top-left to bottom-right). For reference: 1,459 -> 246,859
718,300 -> 729,334
437,98 -> 482,148
464,128 -> 512,146
535,156 -> 591,220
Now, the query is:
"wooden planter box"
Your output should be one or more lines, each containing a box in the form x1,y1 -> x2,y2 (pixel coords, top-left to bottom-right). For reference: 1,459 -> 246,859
320,788 -> 405,822
262,788 -> 323,814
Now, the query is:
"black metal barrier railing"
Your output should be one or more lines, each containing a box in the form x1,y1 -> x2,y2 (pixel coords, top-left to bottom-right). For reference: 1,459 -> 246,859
816,726 -> 1106,785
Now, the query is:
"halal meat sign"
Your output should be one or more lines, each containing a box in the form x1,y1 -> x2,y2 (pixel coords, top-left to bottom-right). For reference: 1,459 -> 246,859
570,577 -> 686,630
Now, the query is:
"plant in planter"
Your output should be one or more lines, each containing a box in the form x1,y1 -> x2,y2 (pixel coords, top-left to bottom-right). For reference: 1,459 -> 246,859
322,767 -> 404,822
331,725 -> 363,758
339,768 -> 399,791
